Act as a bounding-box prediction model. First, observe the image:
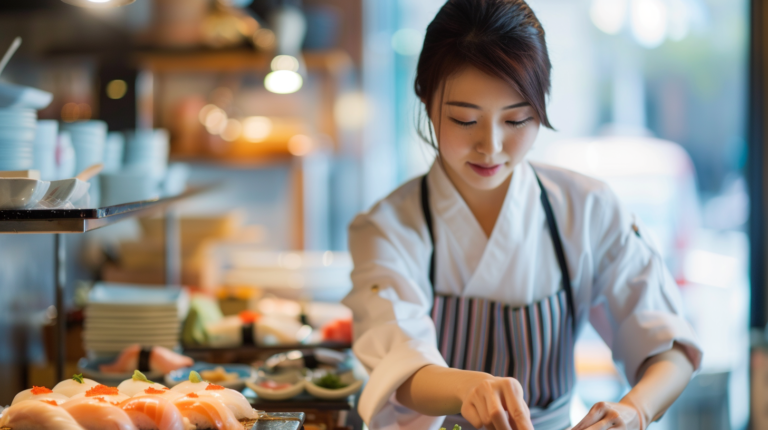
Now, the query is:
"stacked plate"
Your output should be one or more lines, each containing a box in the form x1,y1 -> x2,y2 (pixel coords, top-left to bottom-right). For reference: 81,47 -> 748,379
0,108 -> 37,171
103,132 -> 125,174
125,129 -> 169,175
84,283 -> 189,359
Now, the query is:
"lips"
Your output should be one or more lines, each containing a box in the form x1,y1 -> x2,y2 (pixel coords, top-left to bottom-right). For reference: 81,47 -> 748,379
467,162 -> 502,177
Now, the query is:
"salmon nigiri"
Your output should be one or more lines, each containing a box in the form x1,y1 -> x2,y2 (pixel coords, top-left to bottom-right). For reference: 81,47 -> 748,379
173,394 -> 241,430
12,386 -> 69,405
100,345 -> 193,374
120,395 -> 191,430
194,384 -> 258,420
61,397 -> 138,430
0,400 -> 85,430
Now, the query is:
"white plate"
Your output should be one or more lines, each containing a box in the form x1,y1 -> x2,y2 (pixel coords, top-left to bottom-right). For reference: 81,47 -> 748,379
305,371 -> 363,400
0,83 -> 53,109
245,378 -> 305,401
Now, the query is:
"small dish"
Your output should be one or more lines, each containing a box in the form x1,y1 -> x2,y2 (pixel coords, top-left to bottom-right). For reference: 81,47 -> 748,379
165,363 -> 256,391
305,370 -> 363,400
245,370 -> 306,401
0,84 -> 52,109
0,178 -> 50,209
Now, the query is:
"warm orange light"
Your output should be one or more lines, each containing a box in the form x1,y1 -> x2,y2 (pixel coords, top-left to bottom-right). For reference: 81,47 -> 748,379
61,103 -> 80,122
288,134 -> 313,156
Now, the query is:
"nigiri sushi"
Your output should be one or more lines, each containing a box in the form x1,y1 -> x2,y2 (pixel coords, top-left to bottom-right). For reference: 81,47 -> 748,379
68,385 -> 130,405
173,393 -> 242,430
100,345 -> 193,375
54,374 -> 100,397
118,371 -> 168,397
194,384 -> 257,420
119,395 -> 190,430
169,371 -> 208,394
0,399 -> 85,430
13,386 -> 70,405
135,387 -> 185,403
61,397 -> 138,430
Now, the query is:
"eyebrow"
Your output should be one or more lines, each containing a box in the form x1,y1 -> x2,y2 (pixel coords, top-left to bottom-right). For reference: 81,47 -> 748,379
445,101 -> 530,110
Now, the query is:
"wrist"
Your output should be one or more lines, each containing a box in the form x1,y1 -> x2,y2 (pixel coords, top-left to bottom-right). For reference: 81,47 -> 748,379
456,371 -> 495,403
619,397 -> 647,430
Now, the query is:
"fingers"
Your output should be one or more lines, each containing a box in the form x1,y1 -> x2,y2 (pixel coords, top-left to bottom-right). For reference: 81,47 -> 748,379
461,401 -> 483,430
481,388 -> 512,430
573,402 -> 625,430
499,379 -> 533,430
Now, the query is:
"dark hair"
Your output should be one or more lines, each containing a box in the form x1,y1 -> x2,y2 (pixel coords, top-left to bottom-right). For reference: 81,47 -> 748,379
415,0 -> 553,147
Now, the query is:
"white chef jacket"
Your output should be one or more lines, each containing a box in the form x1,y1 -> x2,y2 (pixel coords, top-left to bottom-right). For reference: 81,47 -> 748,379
342,160 -> 703,430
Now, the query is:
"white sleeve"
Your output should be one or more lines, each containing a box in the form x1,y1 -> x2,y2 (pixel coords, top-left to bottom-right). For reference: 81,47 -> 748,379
588,186 -> 703,386
342,214 -> 448,429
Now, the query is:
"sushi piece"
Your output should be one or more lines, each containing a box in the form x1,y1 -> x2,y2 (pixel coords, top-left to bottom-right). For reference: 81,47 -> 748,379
0,400 -> 85,430
54,374 -> 100,398
13,386 -> 70,405
194,384 -> 257,420
68,385 -> 130,404
62,397 -> 138,430
100,345 -> 193,375
169,371 -> 208,394
119,395 -> 190,430
173,393 -> 242,430
135,387 -> 184,403
118,371 -> 168,397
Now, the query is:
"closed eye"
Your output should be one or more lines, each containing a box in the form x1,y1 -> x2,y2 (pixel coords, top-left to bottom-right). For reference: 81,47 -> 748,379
507,117 -> 533,128
450,118 -> 476,128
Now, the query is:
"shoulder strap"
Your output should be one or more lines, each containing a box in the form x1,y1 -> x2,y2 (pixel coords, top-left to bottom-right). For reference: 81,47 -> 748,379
532,168 -> 578,332
421,176 -> 437,288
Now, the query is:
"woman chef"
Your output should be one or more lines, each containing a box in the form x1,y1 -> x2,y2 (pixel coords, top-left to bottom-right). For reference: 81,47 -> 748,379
342,0 -> 702,429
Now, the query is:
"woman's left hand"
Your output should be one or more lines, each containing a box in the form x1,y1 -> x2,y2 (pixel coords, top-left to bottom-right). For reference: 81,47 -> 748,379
571,401 -> 644,430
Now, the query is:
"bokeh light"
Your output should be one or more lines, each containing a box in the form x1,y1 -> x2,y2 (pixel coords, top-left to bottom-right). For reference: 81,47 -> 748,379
288,134 -> 313,156
242,116 -> 273,142
590,0 -> 628,35
391,29 -> 424,56
264,70 -> 303,94
630,0 -> 668,48
106,79 -> 127,100
221,118 -> 243,142
334,92 -> 371,130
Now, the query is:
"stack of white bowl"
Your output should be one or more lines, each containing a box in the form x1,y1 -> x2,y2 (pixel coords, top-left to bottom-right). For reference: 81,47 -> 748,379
103,132 -> 125,174
62,120 -> 107,207
0,108 -> 37,171
101,129 -> 169,206
57,131 -> 76,180
84,283 -> 188,359
32,120 -> 59,180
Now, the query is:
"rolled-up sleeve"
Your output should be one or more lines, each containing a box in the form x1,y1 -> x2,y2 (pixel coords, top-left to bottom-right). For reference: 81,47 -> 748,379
588,187 -> 703,386
342,214 -> 447,428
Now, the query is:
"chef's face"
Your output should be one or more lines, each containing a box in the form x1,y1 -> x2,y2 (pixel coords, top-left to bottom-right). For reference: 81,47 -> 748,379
429,65 -> 540,191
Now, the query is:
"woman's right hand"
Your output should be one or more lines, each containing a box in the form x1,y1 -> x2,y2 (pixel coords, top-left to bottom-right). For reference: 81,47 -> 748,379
458,376 -> 534,430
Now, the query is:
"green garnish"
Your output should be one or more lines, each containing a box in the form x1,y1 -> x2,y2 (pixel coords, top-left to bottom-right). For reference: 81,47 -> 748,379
72,374 -> 84,384
314,373 -> 347,390
453,425 -> 461,430
190,371 -> 203,383
132,370 -> 154,384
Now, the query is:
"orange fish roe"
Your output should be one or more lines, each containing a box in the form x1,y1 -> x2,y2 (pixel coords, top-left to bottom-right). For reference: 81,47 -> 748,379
31,386 -> 53,395
186,393 -> 199,398
85,385 -> 119,397
205,384 -> 225,391
40,400 -> 58,406
144,387 -> 167,395
95,397 -> 108,403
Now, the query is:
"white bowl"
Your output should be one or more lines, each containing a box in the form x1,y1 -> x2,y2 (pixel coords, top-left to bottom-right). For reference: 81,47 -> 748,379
246,371 -> 306,401
0,83 -> 53,109
0,178 -> 50,209
305,370 -> 363,400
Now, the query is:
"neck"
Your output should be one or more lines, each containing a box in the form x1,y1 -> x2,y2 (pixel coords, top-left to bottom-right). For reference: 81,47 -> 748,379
439,159 -> 512,238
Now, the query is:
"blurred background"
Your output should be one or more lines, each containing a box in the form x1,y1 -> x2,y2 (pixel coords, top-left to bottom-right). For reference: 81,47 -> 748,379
0,0 -> 759,429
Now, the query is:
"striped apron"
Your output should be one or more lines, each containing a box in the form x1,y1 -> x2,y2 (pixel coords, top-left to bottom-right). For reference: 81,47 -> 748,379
420,169 -> 577,430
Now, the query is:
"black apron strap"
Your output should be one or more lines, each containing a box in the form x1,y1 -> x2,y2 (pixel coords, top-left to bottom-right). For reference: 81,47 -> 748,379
420,168 -> 577,331
421,176 -> 437,287
532,168 -> 578,332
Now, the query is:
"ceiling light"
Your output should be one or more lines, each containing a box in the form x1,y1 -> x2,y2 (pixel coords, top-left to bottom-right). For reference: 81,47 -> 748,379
264,70 -> 303,94
62,0 -> 136,8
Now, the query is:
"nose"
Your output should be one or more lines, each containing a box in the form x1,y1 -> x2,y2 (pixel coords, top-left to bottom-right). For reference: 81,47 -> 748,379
475,122 -> 503,155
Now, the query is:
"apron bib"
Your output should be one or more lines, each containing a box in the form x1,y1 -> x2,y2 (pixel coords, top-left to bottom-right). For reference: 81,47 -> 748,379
420,167 -> 577,428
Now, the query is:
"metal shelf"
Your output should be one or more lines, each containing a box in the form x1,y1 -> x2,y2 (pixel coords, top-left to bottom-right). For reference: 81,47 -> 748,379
0,186 -> 212,234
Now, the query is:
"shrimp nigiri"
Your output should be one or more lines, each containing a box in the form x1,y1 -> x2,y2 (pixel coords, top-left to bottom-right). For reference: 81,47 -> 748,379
68,385 -> 130,404
194,384 -> 257,420
100,345 -> 193,375
169,371 -> 208,394
173,393 -> 242,430
13,386 -> 70,405
61,397 -> 138,430
119,395 -> 191,430
136,387 -> 185,403
0,400 -> 85,430
118,371 -> 168,397
54,374 -> 100,397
